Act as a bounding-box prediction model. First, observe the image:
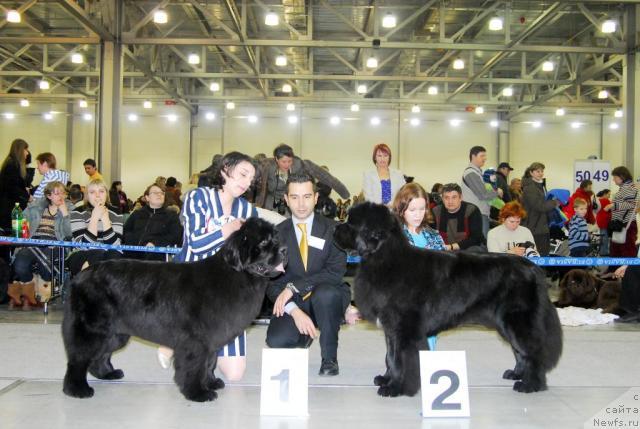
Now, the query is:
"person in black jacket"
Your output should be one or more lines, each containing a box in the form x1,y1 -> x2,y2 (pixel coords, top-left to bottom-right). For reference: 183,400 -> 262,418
123,183 -> 183,261
0,138 -> 30,235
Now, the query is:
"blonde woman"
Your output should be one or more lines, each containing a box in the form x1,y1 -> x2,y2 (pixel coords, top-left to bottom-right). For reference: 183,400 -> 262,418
67,179 -> 124,275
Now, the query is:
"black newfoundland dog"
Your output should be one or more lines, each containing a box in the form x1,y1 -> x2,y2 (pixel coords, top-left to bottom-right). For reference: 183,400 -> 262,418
334,203 -> 562,397
556,269 -> 621,314
62,218 -> 286,402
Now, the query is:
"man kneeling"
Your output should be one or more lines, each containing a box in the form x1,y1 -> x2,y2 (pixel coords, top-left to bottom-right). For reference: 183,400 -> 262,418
266,172 -> 350,376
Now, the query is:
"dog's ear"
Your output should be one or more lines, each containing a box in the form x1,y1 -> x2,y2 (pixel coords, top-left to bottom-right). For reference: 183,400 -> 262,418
559,272 -> 568,290
356,227 -> 388,256
222,228 -> 249,271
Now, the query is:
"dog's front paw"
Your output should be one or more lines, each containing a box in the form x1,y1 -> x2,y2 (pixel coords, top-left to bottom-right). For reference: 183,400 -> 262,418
206,377 -> 225,391
185,388 -> 218,402
373,374 -> 390,386
63,383 -> 94,398
502,369 -> 522,380
102,369 -> 124,380
377,384 -> 401,397
513,380 -> 546,393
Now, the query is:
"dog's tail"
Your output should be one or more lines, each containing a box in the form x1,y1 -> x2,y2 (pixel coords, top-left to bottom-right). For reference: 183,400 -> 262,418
538,272 -> 563,371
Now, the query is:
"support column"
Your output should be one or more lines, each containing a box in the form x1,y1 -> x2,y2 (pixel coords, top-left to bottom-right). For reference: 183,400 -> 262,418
97,1 -> 123,185
65,101 -> 73,171
623,4 -> 638,174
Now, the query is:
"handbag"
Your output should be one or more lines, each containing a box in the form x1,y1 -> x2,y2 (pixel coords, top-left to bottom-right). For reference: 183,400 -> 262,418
611,218 -> 632,244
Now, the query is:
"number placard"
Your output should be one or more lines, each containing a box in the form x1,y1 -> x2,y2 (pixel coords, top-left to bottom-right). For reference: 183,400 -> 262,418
260,348 -> 309,416
574,160 -> 611,195
420,351 -> 470,418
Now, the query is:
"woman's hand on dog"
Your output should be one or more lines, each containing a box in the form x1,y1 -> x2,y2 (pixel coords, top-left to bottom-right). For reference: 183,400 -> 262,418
221,219 -> 244,239
614,265 -> 628,279
273,288 -> 294,317
291,308 -> 318,338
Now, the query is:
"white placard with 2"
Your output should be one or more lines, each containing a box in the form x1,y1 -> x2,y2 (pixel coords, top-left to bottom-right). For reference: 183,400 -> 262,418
420,351 -> 470,418
260,348 -> 309,416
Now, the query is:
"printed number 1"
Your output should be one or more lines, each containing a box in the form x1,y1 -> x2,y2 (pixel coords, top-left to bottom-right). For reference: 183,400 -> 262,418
430,369 -> 462,410
271,369 -> 290,402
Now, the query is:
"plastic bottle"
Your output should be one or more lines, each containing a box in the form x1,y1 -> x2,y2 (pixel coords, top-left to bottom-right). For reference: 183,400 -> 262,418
21,220 -> 29,238
11,203 -> 23,238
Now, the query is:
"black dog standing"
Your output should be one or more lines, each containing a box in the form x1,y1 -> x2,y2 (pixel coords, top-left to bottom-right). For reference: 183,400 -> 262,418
334,202 -> 563,397
62,218 -> 286,402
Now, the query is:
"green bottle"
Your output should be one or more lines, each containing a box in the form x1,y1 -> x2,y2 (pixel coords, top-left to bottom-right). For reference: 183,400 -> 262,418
11,202 -> 23,238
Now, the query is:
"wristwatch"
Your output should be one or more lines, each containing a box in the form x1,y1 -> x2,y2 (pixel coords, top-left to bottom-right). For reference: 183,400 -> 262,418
285,282 -> 299,294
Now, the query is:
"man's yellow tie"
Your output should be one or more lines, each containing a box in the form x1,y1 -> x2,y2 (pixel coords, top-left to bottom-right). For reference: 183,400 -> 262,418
297,223 -> 308,271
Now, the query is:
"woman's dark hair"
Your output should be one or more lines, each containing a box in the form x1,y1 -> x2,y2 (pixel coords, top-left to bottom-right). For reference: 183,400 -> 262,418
208,151 -> 256,190
579,179 -> 592,190
611,166 -> 633,182
431,183 -> 444,193
110,181 -> 122,191
596,189 -> 610,198
2,138 -> 29,179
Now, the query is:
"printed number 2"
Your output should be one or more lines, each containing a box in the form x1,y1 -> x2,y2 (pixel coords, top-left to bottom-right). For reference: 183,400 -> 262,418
430,370 -> 462,410
271,369 -> 290,402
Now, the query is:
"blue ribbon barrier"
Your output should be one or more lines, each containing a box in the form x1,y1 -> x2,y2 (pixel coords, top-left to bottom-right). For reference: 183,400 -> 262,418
0,236 -> 180,254
346,254 -> 640,266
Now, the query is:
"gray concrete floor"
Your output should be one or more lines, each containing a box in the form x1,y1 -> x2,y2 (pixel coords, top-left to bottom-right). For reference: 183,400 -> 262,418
0,302 -> 638,429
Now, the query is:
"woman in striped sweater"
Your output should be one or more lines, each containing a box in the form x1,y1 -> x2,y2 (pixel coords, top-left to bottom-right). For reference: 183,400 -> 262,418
605,166 -> 638,257
67,179 -> 123,275
157,151 -> 258,382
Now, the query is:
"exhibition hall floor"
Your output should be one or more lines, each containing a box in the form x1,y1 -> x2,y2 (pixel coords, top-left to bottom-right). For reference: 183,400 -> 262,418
0,304 -> 638,429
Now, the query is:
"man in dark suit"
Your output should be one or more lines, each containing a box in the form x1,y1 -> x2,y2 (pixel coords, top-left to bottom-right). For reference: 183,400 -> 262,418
266,172 -> 350,376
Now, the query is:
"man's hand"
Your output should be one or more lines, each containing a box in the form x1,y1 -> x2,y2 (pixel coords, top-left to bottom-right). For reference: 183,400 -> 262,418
496,188 -> 504,198
291,308 -> 318,338
273,287 -> 293,317
509,246 -> 526,256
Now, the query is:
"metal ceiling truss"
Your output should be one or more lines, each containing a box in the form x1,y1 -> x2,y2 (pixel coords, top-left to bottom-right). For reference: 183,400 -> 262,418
0,0 -> 634,114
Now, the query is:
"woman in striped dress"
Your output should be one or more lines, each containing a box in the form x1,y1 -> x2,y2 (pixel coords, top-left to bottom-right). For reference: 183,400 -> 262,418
158,151 -> 258,382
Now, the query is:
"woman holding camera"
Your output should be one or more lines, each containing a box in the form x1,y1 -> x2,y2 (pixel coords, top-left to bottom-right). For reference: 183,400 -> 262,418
487,201 -> 539,256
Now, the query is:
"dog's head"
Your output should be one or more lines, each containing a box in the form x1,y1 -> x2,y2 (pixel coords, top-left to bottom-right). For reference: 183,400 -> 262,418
334,202 -> 401,257
559,269 -> 600,299
221,217 -> 287,277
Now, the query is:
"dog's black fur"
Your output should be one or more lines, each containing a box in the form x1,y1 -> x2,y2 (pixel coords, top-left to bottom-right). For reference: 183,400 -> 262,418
556,269 -> 621,314
334,202 -> 563,397
62,218 -> 287,402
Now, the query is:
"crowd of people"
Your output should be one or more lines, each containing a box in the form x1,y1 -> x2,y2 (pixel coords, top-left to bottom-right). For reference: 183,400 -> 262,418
1,136 -> 640,382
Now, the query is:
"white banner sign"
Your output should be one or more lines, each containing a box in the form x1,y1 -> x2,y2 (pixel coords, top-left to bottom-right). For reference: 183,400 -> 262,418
573,159 -> 611,195
260,348 -> 309,417
420,351 -> 471,418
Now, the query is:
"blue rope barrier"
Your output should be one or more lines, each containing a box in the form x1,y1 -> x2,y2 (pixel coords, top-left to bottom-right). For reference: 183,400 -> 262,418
0,236 -> 180,254
346,254 -> 640,266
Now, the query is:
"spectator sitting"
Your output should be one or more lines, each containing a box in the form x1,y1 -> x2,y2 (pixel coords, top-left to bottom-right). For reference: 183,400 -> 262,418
10,181 -> 74,309
362,143 -> 405,206
164,176 -> 182,209
33,152 -> 70,200
568,198 -> 590,257
68,184 -> 84,209
431,183 -> 486,252
487,201 -> 538,256
123,184 -> 183,261
564,180 -> 596,224
109,181 -> 131,215
67,179 -> 123,276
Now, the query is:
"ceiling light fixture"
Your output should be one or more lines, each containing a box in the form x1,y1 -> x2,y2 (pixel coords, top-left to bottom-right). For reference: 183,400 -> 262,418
71,53 -> 84,64
449,119 -> 461,127
490,120 -> 499,128
366,57 -> 378,68
265,11 -> 279,26
556,108 -> 565,116
475,106 -> 485,114
209,82 -> 220,92
370,117 -> 380,126
542,61 -> 554,72
288,115 -> 298,124
411,104 -> 420,113
531,121 -> 542,128
570,122 -> 581,129
143,100 -> 152,109
502,87 -> 513,97
428,85 -> 438,95
83,113 -> 92,121
188,54 -> 200,65
6,10 -> 20,23
79,99 -> 88,108
614,109 -> 623,118
453,59 -> 465,70
282,84 -> 292,93
153,10 -> 168,24
357,84 -> 367,94
330,116 -> 340,125
248,115 -> 258,124
350,103 -> 360,112
4,113 -> 15,120
410,117 -> 420,127
286,103 -> 295,111
275,55 -> 287,66
44,112 -> 53,120
127,113 -> 138,122
488,17 -> 503,31
205,112 -> 215,121
382,13 -> 396,28
598,89 -> 609,99
20,99 -> 29,107
39,80 -> 50,90
609,122 -> 619,130
226,101 -> 235,110
167,114 -> 177,122
602,20 -> 616,33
